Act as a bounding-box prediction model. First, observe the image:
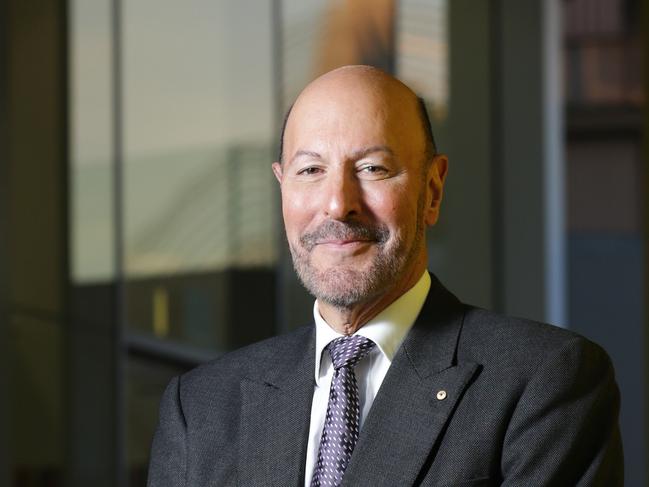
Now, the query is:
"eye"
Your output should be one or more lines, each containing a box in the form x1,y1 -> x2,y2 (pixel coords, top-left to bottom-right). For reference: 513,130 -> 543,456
358,164 -> 389,177
296,166 -> 323,176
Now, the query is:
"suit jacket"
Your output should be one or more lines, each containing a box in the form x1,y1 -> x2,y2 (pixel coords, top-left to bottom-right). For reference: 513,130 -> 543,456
147,275 -> 623,486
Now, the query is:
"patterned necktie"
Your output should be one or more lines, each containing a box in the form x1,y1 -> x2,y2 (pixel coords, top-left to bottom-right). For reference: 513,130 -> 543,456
311,335 -> 376,487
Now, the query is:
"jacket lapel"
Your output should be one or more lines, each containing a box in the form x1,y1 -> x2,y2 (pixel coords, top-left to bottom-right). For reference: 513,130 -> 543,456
342,277 -> 479,486
238,327 -> 316,487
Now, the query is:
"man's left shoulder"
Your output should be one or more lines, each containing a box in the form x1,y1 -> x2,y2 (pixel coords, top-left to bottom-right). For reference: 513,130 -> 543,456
458,306 -> 614,378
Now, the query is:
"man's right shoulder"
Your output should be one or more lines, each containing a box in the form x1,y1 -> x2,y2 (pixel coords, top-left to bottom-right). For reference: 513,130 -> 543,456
178,323 -> 314,393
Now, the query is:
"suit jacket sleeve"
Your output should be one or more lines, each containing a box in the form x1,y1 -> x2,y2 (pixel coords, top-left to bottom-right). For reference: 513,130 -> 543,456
148,376 -> 187,487
501,336 -> 623,485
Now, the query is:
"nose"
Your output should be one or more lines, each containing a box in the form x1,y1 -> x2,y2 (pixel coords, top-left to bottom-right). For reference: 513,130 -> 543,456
322,166 -> 362,221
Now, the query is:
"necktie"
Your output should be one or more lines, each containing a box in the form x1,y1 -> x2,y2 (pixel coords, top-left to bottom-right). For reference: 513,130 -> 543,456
311,335 -> 376,487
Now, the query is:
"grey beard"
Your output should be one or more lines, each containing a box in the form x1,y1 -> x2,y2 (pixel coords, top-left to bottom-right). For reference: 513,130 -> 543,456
290,220 -> 415,309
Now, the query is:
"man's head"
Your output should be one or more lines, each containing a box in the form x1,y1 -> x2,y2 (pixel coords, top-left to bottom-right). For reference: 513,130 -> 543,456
272,65 -> 448,310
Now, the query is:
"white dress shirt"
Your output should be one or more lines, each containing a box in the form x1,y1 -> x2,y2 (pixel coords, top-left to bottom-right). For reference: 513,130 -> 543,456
303,271 -> 431,486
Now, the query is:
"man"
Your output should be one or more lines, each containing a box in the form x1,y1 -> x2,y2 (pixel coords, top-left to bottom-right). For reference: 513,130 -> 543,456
148,66 -> 623,486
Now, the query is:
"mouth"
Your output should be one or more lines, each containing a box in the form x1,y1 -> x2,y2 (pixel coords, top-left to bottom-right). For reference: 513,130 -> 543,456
300,220 -> 388,252
316,238 -> 375,249
317,238 -> 373,245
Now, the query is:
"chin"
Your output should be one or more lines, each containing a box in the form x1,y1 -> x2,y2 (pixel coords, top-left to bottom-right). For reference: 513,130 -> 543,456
302,265 -> 386,309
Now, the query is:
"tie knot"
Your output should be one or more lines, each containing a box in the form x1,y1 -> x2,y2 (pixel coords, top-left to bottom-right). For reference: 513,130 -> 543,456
327,335 -> 375,370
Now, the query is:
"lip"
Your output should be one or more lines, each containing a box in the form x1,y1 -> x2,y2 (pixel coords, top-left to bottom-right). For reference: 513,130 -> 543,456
316,239 -> 374,249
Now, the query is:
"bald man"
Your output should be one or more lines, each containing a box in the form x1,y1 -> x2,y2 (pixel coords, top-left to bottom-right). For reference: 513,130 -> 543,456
148,66 -> 623,486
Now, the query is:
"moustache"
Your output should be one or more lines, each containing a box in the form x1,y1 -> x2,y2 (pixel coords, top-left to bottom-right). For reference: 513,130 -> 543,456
300,220 -> 389,251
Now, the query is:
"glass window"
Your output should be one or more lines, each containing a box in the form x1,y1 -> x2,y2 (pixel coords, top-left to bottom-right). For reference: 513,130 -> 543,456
122,0 -> 278,351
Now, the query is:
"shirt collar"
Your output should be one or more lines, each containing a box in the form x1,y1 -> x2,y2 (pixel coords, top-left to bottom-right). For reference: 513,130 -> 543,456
313,270 -> 431,386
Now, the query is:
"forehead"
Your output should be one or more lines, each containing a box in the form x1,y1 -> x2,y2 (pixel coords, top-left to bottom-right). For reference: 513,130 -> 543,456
284,77 -> 422,160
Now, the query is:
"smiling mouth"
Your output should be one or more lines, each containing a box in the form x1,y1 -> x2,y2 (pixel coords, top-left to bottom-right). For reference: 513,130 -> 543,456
317,239 -> 373,246
314,239 -> 377,254
300,220 -> 389,251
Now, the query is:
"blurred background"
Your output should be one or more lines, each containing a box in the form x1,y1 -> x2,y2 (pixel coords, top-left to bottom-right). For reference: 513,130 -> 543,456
1,0 -> 646,485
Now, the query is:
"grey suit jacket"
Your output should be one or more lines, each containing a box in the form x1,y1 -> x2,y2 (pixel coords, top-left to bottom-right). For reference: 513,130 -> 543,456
148,275 -> 623,486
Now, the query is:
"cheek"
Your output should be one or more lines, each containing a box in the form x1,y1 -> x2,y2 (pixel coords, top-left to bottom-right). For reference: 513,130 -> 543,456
281,190 -> 312,236
365,186 -> 416,229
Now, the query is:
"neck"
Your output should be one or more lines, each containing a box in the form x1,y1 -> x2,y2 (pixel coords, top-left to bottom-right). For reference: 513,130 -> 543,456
318,263 -> 426,335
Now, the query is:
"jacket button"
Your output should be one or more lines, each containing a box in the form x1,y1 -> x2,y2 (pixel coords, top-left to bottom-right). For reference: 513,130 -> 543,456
436,390 -> 447,400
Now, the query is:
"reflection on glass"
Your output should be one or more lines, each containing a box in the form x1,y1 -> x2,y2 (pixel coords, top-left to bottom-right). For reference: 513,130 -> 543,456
281,0 -> 448,115
397,0 -> 448,121
563,0 -> 644,106
70,0 -> 115,284
281,0 -> 397,107
122,0 -> 277,351
122,2 -> 277,277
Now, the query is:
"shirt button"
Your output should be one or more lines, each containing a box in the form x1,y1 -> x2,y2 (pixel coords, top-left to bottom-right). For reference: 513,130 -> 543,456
436,390 -> 447,400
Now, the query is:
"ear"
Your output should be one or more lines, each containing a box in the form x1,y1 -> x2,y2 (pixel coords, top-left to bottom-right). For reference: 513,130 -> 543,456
272,162 -> 283,184
424,154 -> 448,226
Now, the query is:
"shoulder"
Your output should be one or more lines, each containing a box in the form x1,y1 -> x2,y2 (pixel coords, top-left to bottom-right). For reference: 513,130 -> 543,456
176,323 -> 313,397
458,306 -> 614,381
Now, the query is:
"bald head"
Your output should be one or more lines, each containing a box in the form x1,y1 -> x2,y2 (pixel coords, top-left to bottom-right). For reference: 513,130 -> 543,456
278,66 -> 436,165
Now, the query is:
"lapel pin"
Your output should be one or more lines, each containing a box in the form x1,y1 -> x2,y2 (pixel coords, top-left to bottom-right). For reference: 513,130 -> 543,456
436,390 -> 447,401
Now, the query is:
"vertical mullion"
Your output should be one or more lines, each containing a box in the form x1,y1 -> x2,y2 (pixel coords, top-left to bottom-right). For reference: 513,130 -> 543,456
489,0 -> 504,314
111,0 -> 126,484
642,0 -> 649,480
542,0 -> 566,326
0,0 -> 9,483
272,0 -> 288,334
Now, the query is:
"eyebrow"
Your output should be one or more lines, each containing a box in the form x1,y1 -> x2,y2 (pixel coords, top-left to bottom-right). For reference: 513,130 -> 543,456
289,150 -> 322,165
351,145 -> 394,160
289,145 -> 394,166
